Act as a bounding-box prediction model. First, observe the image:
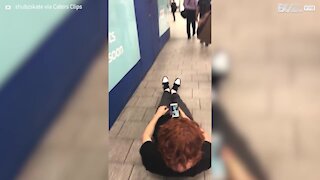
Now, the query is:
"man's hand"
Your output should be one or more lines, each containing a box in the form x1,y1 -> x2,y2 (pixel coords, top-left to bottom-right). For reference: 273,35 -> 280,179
156,106 -> 169,117
201,128 -> 211,142
179,107 -> 190,120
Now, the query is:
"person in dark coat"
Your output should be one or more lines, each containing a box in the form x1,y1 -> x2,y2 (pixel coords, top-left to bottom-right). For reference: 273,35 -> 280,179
196,0 -> 211,46
184,0 -> 197,39
171,0 -> 177,21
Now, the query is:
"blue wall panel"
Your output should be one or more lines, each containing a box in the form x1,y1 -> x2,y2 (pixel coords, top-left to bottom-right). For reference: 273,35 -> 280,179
109,0 -> 170,128
0,1 -> 107,179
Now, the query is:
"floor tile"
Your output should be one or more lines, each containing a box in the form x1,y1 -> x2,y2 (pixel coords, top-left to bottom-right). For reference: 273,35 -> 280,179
109,163 -> 133,180
125,140 -> 143,165
109,138 -> 133,163
130,165 -> 165,180
118,121 -> 148,139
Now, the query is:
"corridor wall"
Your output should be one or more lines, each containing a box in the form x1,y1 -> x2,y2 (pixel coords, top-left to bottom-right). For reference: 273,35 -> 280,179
109,0 -> 170,128
0,1 -> 107,179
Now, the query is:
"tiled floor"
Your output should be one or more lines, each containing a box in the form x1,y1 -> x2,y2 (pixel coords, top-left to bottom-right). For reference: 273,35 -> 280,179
213,0 -> 320,179
16,47 -> 108,180
109,14 -> 212,179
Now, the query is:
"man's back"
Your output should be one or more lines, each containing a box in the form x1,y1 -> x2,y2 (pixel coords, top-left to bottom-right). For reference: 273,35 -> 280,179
184,0 -> 197,10
171,2 -> 177,12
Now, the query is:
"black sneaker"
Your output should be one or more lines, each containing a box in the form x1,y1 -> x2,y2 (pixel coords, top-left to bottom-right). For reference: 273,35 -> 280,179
162,76 -> 170,90
172,78 -> 181,92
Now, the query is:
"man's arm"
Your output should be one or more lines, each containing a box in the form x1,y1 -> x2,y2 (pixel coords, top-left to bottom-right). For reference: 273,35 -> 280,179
179,107 -> 191,120
201,128 -> 211,142
142,106 -> 168,143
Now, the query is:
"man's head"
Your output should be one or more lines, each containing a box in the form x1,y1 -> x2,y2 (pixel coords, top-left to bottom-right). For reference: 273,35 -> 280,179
157,118 -> 205,172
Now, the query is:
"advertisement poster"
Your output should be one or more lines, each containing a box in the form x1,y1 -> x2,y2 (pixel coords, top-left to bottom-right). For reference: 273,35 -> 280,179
0,0 -> 80,90
108,0 -> 141,91
157,0 -> 170,36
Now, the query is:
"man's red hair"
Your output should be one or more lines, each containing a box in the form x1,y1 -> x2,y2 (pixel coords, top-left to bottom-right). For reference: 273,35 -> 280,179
157,118 -> 205,171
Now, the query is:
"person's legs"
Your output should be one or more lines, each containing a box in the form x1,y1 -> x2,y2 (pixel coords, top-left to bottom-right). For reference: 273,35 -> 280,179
172,93 -> 193,120
158,76 -> 171,108
158,91 -> 172,108
153,93 -> 171,141
172,12 -> 176,21
153,77 -> 172,141
187,19 -> 191,39
192,21 -> 196,36
186,10 -> 191,39
170,78 -> 194,120
191,10 -> 196,36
